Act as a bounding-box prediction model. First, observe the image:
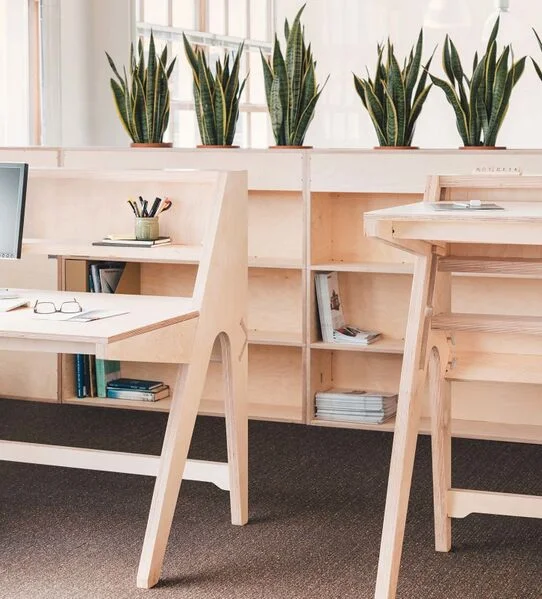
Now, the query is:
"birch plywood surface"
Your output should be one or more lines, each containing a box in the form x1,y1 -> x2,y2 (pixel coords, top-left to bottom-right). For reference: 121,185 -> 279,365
0,289 -> 197,345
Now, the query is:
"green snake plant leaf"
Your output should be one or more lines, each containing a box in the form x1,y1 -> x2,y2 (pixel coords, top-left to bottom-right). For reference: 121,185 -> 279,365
286,7 -> 305,137
261,51 -> 274,107
383,85 -> 399,146
214,79 -> 227,145
468,55 -> 487,145
363,83 -> 387,146
407,84 -> 431,144
270,76 -> 285,145
442,36 -> 455,84
388,50 -> 406,144
484,40 -> 497,118
532,28 -> 542,81
405,29 -> 423,104
291,79 -> 327,146
110,78 -> 132,137
430,74 -> 469,144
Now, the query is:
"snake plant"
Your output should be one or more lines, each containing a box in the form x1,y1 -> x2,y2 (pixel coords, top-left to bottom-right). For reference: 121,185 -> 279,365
353,30 -> 434,147
183,35 -> 247,146
106,31 -> 176,144
430,18 -> 526,147
261,5 -> 328,146
530,28 -> 542,86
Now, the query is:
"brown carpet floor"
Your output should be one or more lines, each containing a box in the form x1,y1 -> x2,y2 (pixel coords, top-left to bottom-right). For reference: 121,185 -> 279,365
0,398 -> 540,599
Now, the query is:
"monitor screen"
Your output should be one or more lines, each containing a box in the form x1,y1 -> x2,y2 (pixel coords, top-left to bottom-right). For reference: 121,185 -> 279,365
0,163 -> 28,260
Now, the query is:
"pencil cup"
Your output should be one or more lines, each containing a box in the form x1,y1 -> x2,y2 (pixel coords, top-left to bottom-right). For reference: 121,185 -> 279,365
135,217 -> 159,241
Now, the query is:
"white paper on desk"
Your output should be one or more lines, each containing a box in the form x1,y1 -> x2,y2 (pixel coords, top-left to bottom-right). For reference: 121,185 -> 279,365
66,309 -> 129,322
33,310 -> 129,322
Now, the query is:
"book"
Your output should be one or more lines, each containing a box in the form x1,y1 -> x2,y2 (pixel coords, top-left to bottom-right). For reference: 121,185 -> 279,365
315,272 -> 381,344
107,378 -> 165,391
92,236 -> 171,248
106,386 -> 170,402
75,354 -> 88,398
95,359 -> 121,398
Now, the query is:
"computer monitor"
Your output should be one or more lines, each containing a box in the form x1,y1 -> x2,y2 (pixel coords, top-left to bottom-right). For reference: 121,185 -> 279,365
0,162 -> 28,260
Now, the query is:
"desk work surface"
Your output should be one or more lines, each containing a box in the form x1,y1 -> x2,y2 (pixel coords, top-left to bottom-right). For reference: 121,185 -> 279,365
364,201 -> 542,246
0,289 -> 198,344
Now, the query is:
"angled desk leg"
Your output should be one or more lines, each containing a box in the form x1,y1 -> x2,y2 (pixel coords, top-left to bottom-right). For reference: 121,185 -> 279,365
221,328 -> 249,526
429,341 -> 452,553
374,251 -> 439,599
136,323 -> 248,589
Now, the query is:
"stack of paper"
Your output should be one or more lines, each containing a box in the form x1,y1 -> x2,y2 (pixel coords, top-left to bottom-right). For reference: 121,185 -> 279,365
315,388 -> 398,424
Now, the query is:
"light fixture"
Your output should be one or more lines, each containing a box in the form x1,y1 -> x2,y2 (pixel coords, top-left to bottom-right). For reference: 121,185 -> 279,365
423,0 -> 471,30
481,0 -> 523,45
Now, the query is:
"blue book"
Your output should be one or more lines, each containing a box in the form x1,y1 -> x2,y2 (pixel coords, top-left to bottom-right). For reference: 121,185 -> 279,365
75,354 -> 88,398
107,378 -> 165,391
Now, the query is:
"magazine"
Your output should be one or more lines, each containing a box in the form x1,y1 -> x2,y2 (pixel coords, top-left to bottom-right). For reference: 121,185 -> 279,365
315,272 -> 381,344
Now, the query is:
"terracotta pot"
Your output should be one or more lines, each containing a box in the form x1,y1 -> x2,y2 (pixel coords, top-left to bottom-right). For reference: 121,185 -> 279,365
268,145 -> 313,149
459,146 -> 506,150
130,142 -> 173,148
196,145 -> 240,148
373,146 -> 419,150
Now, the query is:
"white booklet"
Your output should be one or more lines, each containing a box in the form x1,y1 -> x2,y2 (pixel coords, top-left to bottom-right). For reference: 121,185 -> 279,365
34,309 -> 129,322
315,272 -> 380,344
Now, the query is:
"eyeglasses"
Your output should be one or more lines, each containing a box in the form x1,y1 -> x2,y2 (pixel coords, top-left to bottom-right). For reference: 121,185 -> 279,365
33,298 -> 82,315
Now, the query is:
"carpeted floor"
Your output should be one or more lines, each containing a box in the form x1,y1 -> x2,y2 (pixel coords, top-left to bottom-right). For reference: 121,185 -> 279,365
0,399 -> 540,599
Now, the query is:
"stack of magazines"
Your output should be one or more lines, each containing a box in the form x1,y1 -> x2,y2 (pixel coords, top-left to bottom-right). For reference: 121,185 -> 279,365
315,388 -> 398,424
106,378 -> 170,402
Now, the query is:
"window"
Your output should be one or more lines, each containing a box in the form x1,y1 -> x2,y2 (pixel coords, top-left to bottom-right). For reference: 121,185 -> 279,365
0,0 -> 40,145
136,0 -> 273,148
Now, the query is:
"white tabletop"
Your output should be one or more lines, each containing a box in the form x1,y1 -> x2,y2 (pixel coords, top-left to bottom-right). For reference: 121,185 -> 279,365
0,289 -> 198,344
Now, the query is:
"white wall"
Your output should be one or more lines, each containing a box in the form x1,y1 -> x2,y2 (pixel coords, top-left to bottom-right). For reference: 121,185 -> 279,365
42,0 -> 133,146
275,0 -> 542,148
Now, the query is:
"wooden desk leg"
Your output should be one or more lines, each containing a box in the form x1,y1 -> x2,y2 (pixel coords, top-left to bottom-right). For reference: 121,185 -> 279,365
429,345 -> 452,552
374,252 -> 438,599
220,330 -> 249,526
136,343 -> 213,589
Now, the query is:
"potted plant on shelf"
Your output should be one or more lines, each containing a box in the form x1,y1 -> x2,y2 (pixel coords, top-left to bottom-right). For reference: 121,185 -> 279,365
106,31 -> 176,147
429,18 -> 526,149
260,4 -> 328,148
353,30 -> 434,149
183,34 -> 247,147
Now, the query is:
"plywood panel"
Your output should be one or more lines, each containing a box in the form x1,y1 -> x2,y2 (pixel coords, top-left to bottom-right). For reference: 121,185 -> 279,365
0,255 -> 58,402
24,173 -> 215,246
326,350 -> 402,394
249,191 -> 303,263
119,345 -> 304,422
312,192 -> 419,264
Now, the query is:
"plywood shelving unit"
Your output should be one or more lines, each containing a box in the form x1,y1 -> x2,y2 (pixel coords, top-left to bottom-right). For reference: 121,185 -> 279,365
1,147 -> 541,443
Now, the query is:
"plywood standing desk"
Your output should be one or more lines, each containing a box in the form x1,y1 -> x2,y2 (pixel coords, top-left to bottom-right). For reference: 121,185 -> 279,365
364,175 -> 542,599
0,168 -> 248,589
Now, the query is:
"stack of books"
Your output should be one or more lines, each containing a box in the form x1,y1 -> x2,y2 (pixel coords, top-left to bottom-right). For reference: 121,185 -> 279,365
106,378 -> 170,402
315,388 -> 398,424
315,271 -> 381,344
